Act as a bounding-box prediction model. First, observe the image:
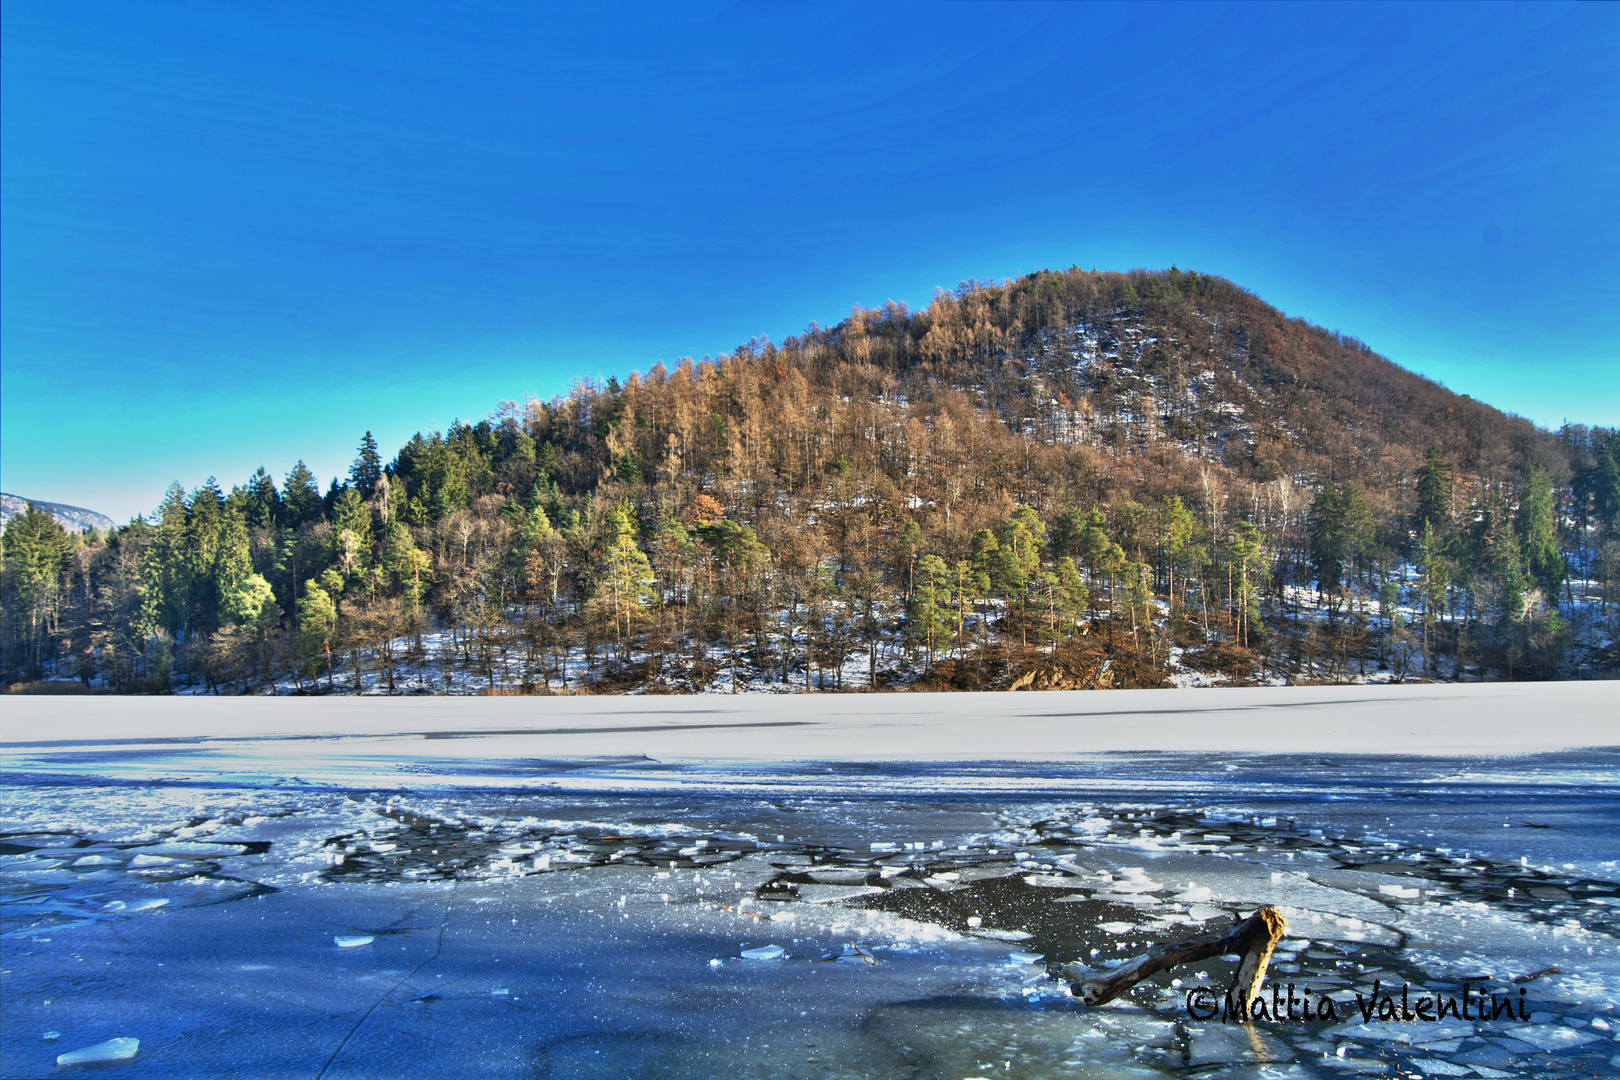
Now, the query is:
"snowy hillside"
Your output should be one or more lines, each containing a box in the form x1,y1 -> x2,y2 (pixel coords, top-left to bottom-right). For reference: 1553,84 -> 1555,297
0,493 -> 116,534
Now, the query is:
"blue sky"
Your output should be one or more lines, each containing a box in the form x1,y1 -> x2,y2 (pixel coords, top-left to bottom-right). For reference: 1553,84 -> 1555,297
3,1 -> 1617,522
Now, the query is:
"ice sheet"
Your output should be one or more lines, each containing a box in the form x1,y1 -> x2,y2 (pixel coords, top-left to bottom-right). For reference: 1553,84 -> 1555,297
2,689 -> 1617,1079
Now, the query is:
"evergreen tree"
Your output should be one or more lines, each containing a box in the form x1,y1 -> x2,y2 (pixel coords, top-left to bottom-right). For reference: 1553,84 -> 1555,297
995,509 -> 1043,644
1415,446 -> 1454,538
1158,497 -> 1198,611
969,528 -> 1001,626
283,461 -> 322,526
1,503 -> 70,678
330,487 -> 373,575
1516,468 -> 1566,600
590,507 -> 657,659
146,483 -> 190,637
1048,507 -> 1089,564
215,506 -> 263,624
1227,521 -> 1264,648
382,521 -> 432,610
1415,519 -> 1450,676
297,579 -> 340,690
895,520 -> 923,601
185,479 -> 226,634
1594,446 -> 1620,533
907,554 -> 951,667
1308,484 -> 1348,615
351,432 -> 384,499
241,467 -> 281,528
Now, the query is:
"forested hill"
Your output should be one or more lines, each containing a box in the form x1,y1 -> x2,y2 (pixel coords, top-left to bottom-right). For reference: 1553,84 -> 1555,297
4,267 -> 1618,695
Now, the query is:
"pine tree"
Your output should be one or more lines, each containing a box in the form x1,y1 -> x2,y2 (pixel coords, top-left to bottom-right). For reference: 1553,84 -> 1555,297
996,509 -> 1043,645
297,579 -> 340,690
244,468 -> 282,528
1158,497 -> 1198,613
895,520 -> 923,601
1415,446 -> 1454,538
1308,485 -> 1347,622
1516,468 -> 1566,600
908,554 -> 951,667
1227,521 -> 1263,649
283,461 -> 322,526
351,432 -> 383,499
185,479 -> 226,635
216,506 -> 267,625
1595,446 -> 1620,533
591,507 -> 656,660
1,503 -> 70,678
1415,520 -> 1450,676
330,487 -> 373,576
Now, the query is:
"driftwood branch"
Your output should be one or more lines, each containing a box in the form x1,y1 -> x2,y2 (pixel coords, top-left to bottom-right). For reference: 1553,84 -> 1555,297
1061,906 -> 1287,1010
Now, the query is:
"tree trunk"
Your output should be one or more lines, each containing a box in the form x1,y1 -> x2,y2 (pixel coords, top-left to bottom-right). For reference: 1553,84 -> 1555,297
1062,906 -> 1286,1014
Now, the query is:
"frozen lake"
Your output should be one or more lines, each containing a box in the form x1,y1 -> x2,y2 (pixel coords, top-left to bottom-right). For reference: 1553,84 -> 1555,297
2,684 -> 1618,1078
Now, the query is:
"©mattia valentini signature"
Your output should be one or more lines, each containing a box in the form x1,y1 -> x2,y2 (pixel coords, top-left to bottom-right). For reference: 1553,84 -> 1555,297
1186,979 -> 1533,1024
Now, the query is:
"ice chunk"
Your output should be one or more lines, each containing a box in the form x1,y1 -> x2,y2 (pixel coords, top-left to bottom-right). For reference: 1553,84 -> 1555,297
1187,1025 -> 1272,1066
57,1037 -> 139,1067
966,916 -> 982,928
832,944 -> 877,965
741,944 -> 786,960
1378,884 -> 1421,899
1410,1059 -> 1472,1076
869,842 -> 899,852
43,1031 -> 61,1041
1100,921 -> 1136,934
795,883 -> 883,904
972,928 -> 1033,942
806,869 -> 870,885
72,855 -> 123,866
1008,951 -> 1045,964
1509,1025 -> 1599,1051
126,898 -> 169,912
1023,873 -> 1073,888
334,935 -> 375,947
140,842 -> 247,857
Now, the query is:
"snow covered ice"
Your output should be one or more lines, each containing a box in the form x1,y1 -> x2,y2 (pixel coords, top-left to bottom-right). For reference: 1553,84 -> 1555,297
2,683 -> 1617,1078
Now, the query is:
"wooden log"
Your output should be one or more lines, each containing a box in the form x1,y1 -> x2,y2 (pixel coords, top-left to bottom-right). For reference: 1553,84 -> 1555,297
1061,905 -> 1287,1011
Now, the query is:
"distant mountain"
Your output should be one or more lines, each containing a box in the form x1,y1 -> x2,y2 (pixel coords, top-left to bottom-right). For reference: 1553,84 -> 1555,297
0,493 -> 117,534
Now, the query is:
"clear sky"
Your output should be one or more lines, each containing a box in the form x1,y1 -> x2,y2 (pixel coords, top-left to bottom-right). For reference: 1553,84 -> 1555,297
3,1 -> 1617,523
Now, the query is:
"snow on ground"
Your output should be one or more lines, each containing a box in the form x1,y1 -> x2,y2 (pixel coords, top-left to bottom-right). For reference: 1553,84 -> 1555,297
2,687 -> 1618,1078
4,684 -> 1615,790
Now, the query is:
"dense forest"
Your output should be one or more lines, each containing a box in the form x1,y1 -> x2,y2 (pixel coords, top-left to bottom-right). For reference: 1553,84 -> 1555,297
5,267 -> 1618,695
